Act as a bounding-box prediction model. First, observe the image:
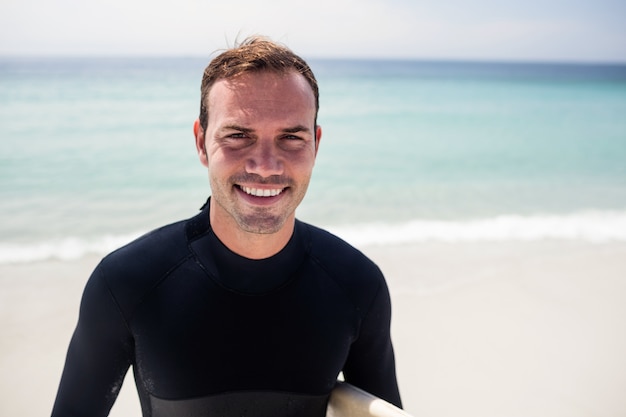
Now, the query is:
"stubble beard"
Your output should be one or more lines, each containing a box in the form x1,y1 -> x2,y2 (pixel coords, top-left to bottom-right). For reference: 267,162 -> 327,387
234,206 -> 290,234
210,173 -> 309,235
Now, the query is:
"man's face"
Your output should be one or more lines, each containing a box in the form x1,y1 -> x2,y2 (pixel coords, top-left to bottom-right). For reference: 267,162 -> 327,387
195,70 -> 321,235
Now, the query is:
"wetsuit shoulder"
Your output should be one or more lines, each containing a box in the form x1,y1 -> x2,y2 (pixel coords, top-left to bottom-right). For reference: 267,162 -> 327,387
95,217 -> 195,321
300,221 -> 385,310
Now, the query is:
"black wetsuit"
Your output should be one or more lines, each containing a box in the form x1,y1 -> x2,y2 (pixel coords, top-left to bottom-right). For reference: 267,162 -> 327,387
51,200 -> 401,416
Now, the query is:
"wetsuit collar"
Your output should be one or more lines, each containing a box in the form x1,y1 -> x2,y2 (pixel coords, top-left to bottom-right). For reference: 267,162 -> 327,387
187,198 -> 309,295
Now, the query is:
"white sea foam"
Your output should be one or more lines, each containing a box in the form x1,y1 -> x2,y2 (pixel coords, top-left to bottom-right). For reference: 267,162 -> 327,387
0,232 -> 143,265
1,211 -> 626,265
327,211 -> 626,247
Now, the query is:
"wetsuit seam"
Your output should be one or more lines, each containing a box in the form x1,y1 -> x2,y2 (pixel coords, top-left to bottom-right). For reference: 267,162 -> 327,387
187,227 -> 310,297
356,279 -> 384,329
151,388 -> 329,401
99,267 -> 135,339
190,250 -> 306,297
300,222 -> 363,315
127,253 -> 196,323
301,222 -> 383,343
186,229 -> 260,296
186,230 -> 223,293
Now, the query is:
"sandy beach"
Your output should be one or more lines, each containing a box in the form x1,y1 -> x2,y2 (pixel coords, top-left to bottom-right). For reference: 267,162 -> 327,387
1,241 -> 625,417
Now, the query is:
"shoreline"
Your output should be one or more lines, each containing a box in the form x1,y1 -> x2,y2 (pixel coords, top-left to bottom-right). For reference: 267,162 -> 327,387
1,241 -> 625,416
3,209 -> 626,266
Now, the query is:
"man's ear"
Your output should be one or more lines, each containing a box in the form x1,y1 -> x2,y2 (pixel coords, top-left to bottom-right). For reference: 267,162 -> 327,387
314,125 -> 322,156
194,119 -> 208,167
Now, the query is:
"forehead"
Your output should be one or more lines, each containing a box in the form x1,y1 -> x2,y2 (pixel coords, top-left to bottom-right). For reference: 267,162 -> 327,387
206,71 -> 316,122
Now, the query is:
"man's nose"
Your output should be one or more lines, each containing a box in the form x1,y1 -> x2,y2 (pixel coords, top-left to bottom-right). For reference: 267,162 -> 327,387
245,140 -> 284,178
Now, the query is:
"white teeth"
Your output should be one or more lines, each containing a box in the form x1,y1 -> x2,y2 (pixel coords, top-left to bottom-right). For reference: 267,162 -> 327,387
241,186 -> 283,197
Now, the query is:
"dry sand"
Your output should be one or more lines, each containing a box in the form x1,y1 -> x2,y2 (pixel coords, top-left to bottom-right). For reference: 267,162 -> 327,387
1,241 -> 625,417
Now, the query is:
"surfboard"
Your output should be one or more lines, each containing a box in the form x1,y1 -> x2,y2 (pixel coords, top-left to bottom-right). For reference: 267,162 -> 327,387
327,382 -> 413,417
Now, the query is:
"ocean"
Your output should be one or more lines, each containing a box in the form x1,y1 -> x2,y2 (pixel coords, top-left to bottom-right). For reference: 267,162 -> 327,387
1,57 -> 626,263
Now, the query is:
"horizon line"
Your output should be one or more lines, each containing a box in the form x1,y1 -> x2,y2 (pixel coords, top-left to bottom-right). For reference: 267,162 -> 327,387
1,53 -> 626,67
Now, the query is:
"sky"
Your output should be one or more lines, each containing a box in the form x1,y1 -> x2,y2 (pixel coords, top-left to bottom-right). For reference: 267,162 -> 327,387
1,0 -> 625,62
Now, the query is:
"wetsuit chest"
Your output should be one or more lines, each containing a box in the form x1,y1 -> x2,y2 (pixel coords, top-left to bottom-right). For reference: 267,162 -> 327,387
127,222 -> 361,412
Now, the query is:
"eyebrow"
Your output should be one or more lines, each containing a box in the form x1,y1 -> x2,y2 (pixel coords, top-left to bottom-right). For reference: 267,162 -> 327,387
221,124 -> 254,133
282,125 -> 311,134
221,124 -> 312,134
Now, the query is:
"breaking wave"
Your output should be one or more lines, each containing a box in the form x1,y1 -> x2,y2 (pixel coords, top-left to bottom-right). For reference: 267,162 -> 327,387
327,211 -> 626,247
2,211 -> 626,264
0,232 -> 143,265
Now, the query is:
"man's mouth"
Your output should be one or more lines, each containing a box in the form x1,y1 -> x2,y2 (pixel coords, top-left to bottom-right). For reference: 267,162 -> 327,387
239,185 -> 285,197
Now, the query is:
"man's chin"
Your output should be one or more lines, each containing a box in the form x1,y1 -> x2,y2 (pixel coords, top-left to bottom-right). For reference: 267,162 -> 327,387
235,212 -> 290,235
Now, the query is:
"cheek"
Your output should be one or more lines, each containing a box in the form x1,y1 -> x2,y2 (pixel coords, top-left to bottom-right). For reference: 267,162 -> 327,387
206,151 -> 239,183
291,152 -> 317,174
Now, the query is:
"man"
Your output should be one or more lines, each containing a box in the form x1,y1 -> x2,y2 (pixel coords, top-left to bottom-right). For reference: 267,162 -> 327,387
52,36 -> 401,417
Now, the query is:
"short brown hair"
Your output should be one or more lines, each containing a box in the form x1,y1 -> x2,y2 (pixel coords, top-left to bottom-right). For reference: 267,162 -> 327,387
199,36 -> 319,131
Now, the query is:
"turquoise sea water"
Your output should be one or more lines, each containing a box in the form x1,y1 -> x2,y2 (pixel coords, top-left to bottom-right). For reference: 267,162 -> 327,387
1,58 -> 626,262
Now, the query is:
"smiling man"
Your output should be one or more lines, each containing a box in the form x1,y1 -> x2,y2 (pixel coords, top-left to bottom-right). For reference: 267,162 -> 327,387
51,36 -> 401,417
196,68 -> 320,257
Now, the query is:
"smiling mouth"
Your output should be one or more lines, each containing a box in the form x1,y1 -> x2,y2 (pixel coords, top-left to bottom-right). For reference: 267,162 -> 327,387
239,185 -> 285,197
